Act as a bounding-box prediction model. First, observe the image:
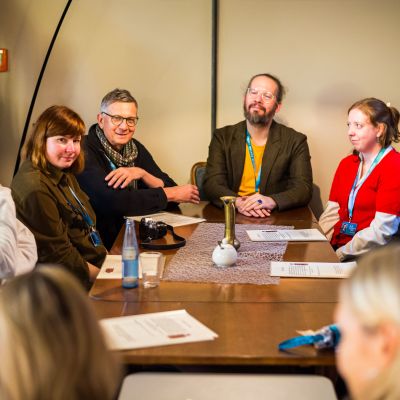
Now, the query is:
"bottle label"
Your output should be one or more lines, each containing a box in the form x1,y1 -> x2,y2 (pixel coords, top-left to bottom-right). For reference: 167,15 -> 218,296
122,247 -> 137,259
122,258 -> 139,288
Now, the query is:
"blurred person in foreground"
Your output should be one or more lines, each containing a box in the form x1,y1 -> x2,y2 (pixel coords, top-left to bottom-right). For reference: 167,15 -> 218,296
0,265 -> 121,400
320,98 -> 400,261
335,245 -> 400,400
0,184 -> 37,279
11,106 -> 107,288
76,88 -> 200,250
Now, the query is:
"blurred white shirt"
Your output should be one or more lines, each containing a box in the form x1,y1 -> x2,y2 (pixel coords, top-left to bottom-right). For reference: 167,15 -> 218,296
0,185 -> 37,278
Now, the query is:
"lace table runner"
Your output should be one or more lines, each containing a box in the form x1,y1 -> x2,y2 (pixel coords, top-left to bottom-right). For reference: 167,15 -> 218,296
163,223 -> 293,285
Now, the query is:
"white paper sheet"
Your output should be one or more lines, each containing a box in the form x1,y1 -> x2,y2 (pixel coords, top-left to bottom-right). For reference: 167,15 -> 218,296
127,212 -> 206,227
246,229 -> 327,242
270,261 -> 357,278
100,309 -> 218,350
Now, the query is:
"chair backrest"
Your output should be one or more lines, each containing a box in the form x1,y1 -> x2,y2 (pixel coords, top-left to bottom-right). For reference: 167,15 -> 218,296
190,161 -> 207,201
118,373 -> 338,400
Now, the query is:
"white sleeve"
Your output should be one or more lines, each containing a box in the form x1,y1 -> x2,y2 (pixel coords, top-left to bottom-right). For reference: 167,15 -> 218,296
319,201 -> 340,241
0,186 -> 37,278
336,211 -> 400,261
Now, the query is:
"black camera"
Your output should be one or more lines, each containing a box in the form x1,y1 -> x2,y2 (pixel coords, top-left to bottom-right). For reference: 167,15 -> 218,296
139,217 -> 168,241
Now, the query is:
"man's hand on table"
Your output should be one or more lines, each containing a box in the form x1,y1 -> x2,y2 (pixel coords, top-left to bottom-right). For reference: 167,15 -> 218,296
236,194 -> 276,218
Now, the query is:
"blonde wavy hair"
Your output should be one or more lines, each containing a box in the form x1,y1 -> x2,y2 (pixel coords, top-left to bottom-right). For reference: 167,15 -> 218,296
0,266 -> 121,400
340,245 -> 400,400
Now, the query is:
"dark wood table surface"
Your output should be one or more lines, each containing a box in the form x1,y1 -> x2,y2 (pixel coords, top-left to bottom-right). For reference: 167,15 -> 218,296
90,202 -> 340,367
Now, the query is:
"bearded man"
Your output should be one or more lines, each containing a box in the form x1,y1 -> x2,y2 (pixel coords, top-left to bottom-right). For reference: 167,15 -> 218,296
203,73 -> 313,217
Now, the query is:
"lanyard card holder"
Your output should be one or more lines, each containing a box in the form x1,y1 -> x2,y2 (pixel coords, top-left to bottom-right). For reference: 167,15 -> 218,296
89,228 -> 103,247
340,221 -> 357,236
278,324 -> 341,351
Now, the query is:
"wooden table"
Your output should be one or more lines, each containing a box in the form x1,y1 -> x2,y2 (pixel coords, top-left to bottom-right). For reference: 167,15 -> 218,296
90,203 -> 340,368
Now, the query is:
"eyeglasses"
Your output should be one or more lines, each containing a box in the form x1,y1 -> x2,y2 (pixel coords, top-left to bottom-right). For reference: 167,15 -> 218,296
102,112 -> 139,127
246,87 -> 276,102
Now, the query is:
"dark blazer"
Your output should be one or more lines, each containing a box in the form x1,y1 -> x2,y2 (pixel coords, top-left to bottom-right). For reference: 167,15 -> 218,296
203,120 -> 313,210
76,125 -> 177,250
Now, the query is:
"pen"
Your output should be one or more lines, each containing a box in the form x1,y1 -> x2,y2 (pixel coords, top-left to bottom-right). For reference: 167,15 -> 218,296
168,333 -> 190,339
262,230 -> 277,232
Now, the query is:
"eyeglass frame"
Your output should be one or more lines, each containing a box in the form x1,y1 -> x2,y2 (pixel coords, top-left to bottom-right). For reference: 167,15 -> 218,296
246,87 -> 276,103
101,111 -> 139,127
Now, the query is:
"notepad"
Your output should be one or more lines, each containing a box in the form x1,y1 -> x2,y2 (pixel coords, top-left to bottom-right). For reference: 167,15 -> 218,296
127,212 -> 206,227
246,229 -> 327,242
270,261 -> 357,278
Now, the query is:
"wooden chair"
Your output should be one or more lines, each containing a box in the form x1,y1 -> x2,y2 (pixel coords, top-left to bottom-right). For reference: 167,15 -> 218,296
190,161 -> 208,201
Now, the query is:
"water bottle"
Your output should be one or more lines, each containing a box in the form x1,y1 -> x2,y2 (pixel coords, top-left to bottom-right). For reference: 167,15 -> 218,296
122,218 -> 139,288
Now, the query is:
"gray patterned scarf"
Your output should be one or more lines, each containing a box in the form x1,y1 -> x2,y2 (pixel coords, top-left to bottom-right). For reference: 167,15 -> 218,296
95,125 -> 138,167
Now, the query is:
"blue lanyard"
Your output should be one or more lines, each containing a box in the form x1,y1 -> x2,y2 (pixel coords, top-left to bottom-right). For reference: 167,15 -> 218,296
347,147 -> 389,221
245,130 -> 263,192
103,154 -> 138,189
278,324 -> 340,350
103,154 -> 117,170
67,185 -> 95,228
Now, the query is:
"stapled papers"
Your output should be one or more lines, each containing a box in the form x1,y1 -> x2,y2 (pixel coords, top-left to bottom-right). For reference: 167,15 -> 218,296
270,261 -> 357,278
128,212 -> 205,227
246,229 -> 327,242
101,309 -> 218,350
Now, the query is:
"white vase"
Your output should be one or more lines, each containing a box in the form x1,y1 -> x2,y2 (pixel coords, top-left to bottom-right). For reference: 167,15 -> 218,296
212,240 -> 238,267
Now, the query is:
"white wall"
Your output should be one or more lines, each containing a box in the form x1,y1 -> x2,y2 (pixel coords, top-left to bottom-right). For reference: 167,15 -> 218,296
218,0 -> 400,213
29,0 -> 212,187
0,0 -> 67,185
1,0 -> 400,214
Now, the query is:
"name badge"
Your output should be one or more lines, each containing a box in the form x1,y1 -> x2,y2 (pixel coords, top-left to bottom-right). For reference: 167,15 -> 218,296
340,221 -> 357,236
89,229 -> 103,247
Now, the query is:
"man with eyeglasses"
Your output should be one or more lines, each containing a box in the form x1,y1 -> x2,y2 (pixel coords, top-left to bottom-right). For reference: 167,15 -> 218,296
76,88 -> 199,249
203,73 -> 312,217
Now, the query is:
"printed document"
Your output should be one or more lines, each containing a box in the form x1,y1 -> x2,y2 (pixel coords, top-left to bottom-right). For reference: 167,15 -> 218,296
101,309 -> 218,350
246,228 -> 327,242
270,261 -> 357,278
128,212 -> 206,227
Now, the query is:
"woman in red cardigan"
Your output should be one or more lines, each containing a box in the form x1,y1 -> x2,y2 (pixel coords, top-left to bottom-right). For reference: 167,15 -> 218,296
319,98 -> 400,261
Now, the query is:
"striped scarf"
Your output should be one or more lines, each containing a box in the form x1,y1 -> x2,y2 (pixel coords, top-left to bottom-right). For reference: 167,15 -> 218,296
95,125 -> 138,167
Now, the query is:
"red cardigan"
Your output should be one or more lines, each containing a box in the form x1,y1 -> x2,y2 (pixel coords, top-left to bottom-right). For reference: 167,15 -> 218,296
329,149 -> 400,250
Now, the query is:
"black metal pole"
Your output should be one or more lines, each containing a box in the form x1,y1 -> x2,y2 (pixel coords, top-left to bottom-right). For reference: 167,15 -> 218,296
211,0 -> 218,136
13,0 -> 73,176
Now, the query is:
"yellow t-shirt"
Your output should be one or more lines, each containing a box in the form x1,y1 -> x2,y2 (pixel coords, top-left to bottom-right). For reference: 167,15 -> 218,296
238,141 -> 266,196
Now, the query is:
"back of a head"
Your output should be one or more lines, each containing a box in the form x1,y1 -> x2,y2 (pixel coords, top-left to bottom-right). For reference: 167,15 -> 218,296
340,245 -> 400,400
341,245 -> 400,326
0,266 -> 121,400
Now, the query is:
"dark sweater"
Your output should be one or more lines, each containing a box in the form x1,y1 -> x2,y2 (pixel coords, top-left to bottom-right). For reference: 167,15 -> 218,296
76,124 -> 177,249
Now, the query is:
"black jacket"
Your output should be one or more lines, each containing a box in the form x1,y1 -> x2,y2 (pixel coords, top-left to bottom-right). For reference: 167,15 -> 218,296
76,124 -> 177,249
